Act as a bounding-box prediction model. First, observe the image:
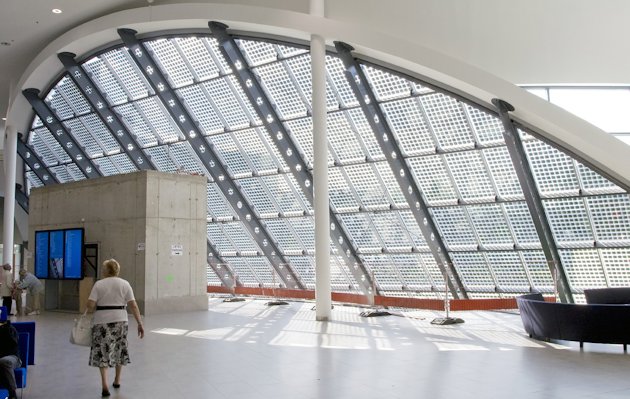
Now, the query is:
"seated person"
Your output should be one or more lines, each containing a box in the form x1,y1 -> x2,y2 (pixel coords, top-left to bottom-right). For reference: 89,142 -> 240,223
0,306 -> 20,399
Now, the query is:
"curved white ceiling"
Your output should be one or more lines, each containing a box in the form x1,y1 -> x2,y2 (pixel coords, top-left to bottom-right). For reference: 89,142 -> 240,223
7,3 -> 630,189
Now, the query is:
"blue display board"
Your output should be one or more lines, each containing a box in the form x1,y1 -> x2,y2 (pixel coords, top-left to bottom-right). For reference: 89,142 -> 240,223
33,228 -> 84,279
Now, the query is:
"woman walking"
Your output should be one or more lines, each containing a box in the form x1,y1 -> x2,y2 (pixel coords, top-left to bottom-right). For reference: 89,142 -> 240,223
86,259 -> 144,397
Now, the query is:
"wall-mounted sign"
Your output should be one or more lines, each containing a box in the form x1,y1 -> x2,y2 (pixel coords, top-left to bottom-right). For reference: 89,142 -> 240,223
171,244 -> 183,256
137,243 -> 145,251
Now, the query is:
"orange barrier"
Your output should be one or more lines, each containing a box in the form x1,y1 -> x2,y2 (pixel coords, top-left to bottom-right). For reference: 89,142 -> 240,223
207,285 -> 538,310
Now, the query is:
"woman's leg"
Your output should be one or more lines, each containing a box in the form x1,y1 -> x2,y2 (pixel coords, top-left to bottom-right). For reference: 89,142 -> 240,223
99,367 -> 109,391
114,364 -> 122,386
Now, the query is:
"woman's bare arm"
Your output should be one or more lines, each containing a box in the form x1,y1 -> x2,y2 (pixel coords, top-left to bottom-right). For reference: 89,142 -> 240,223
127,299 -> 144,338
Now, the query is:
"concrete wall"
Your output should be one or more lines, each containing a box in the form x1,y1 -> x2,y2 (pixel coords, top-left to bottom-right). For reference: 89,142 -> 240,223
28,170 -> 207,315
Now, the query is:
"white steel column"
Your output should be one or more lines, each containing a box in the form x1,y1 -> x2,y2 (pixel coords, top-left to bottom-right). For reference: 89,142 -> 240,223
3,125 -> 17,266
311,0 -> 331,321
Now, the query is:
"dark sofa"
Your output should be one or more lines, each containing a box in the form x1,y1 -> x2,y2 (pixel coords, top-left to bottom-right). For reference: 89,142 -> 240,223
584,287 -> 630,305
516,293 -> 630,350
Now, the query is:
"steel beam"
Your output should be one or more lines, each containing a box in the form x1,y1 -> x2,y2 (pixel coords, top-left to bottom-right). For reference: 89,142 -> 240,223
118,28 -> 304,289
15,184 -> 28,213
492,98 -> 574,303
207,241 -> 240,290
57,52 -> 155,171
209,21 -> 375,295
22,88 -> 102,179
16,134 -> 59,185
334,41 -> 467,299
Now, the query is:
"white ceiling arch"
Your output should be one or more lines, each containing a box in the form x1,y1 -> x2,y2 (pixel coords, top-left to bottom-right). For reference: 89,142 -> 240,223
8,2 -> 630,188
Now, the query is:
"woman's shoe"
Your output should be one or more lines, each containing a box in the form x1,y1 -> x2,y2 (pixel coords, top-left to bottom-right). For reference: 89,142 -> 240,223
102,389 -> 111,397
113,383 -> 121,389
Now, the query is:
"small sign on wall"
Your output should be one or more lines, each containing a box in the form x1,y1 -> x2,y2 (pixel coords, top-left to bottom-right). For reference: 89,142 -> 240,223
137,243 -> 145,251
171,244 -> 183,256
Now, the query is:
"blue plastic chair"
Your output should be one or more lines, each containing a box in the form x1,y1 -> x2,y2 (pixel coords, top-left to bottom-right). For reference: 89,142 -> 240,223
14,332 -> 29,392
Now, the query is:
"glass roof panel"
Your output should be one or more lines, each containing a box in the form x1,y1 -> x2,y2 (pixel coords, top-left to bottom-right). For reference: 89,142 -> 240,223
380,98 -> 436,157
419,93 -> 475,151
247,257 -> 282,286
238,178 -> 279,217
485,252 -> 530,290
168,142 -> 206,175
339,213 -> 381,250
327,111 -> 368,163
543,198 -> 594,244
206,183 -> 235,219
221,257 -> 258,286
374,162 -> 407,206
329,167 -> 360,212
177,84 -> 226,135
286,217 -> 315,252
207,133 -> 253,178
144,38 -> 195,88
361,255 -> 403,290
201,78 -> 253,130
286,256 -> 315,289
29,127 -> 72,164
520,251 -> 553,290
346,108 -> 385,160
464,104 -> 505,145
451,252 -> 495,291
285,54 -> 340,111
233,128 -> 281,174
236,39 -> 279,66
524,139 -> 579,196
390,254 -> 435,291
430,207 -> 477,250
221,221 -> 261,253
445,151 -> 496,201
601,248 -> 630,287
77,114 -> 120,155
25,171 -> 44,191
407,155 -> 458,205
143,146 -> 178,172
66,163 -> 86,181
586,195 -> 630,243
326,55 -> 359,107
29,128 -> 64,166
343,164 -> 391,209
261,174 -> 306,215
113,102 -> 159,147
82,56 -> 128,105
133,97 -> 183,143
253,61 -> 308,120
91,157 -> 118,176
101,48 -> 153,100
361,64 -> 413,102
398,211 -> 430,251
467,205 -> 514,247
483,147 -> 523,199
576,162 -> 625,193
48,76 -> 91,118
503,202 -> 540,247
370,212 -> 413,249
284,117 -> 334,166
263,219 -> 303,252
62,117 -> 106,158
331,256 -> 355,292
174,37 -> 221,82
559,249 -> 607,290
107,153 -> 137,174
276,44 -> 308,58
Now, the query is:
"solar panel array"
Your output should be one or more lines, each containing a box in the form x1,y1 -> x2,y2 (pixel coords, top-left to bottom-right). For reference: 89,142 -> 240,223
23,33 -> 630,300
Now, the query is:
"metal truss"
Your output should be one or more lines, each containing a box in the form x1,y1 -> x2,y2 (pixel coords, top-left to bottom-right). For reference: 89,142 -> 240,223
492,98 -> 574,303
334,41 -> 467,299
17,134 -> 59,185
118,28 -> 304,289
209,21 -> 376,295
57,52 -> 156,171
22,88 -> 102,179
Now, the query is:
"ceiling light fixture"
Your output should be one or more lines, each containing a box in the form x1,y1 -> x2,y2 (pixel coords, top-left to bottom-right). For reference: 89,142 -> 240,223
52,9 -> 62,14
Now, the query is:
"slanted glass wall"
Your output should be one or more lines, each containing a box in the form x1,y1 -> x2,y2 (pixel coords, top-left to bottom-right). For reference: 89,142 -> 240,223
22,33 -> 630,302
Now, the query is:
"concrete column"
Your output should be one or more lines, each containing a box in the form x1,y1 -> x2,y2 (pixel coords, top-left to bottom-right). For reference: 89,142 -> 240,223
3,125 -> 17,266
311,0 -> 331,321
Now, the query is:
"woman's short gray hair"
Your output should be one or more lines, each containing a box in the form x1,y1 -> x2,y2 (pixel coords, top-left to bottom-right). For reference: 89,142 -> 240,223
102,259 -> 121,277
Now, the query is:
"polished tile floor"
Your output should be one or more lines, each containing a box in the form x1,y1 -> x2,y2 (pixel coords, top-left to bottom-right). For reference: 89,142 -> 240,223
12,297 -> 630,399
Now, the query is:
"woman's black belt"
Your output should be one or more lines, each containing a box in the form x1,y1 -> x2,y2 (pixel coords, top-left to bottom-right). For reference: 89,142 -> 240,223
96,305 -> 126,310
